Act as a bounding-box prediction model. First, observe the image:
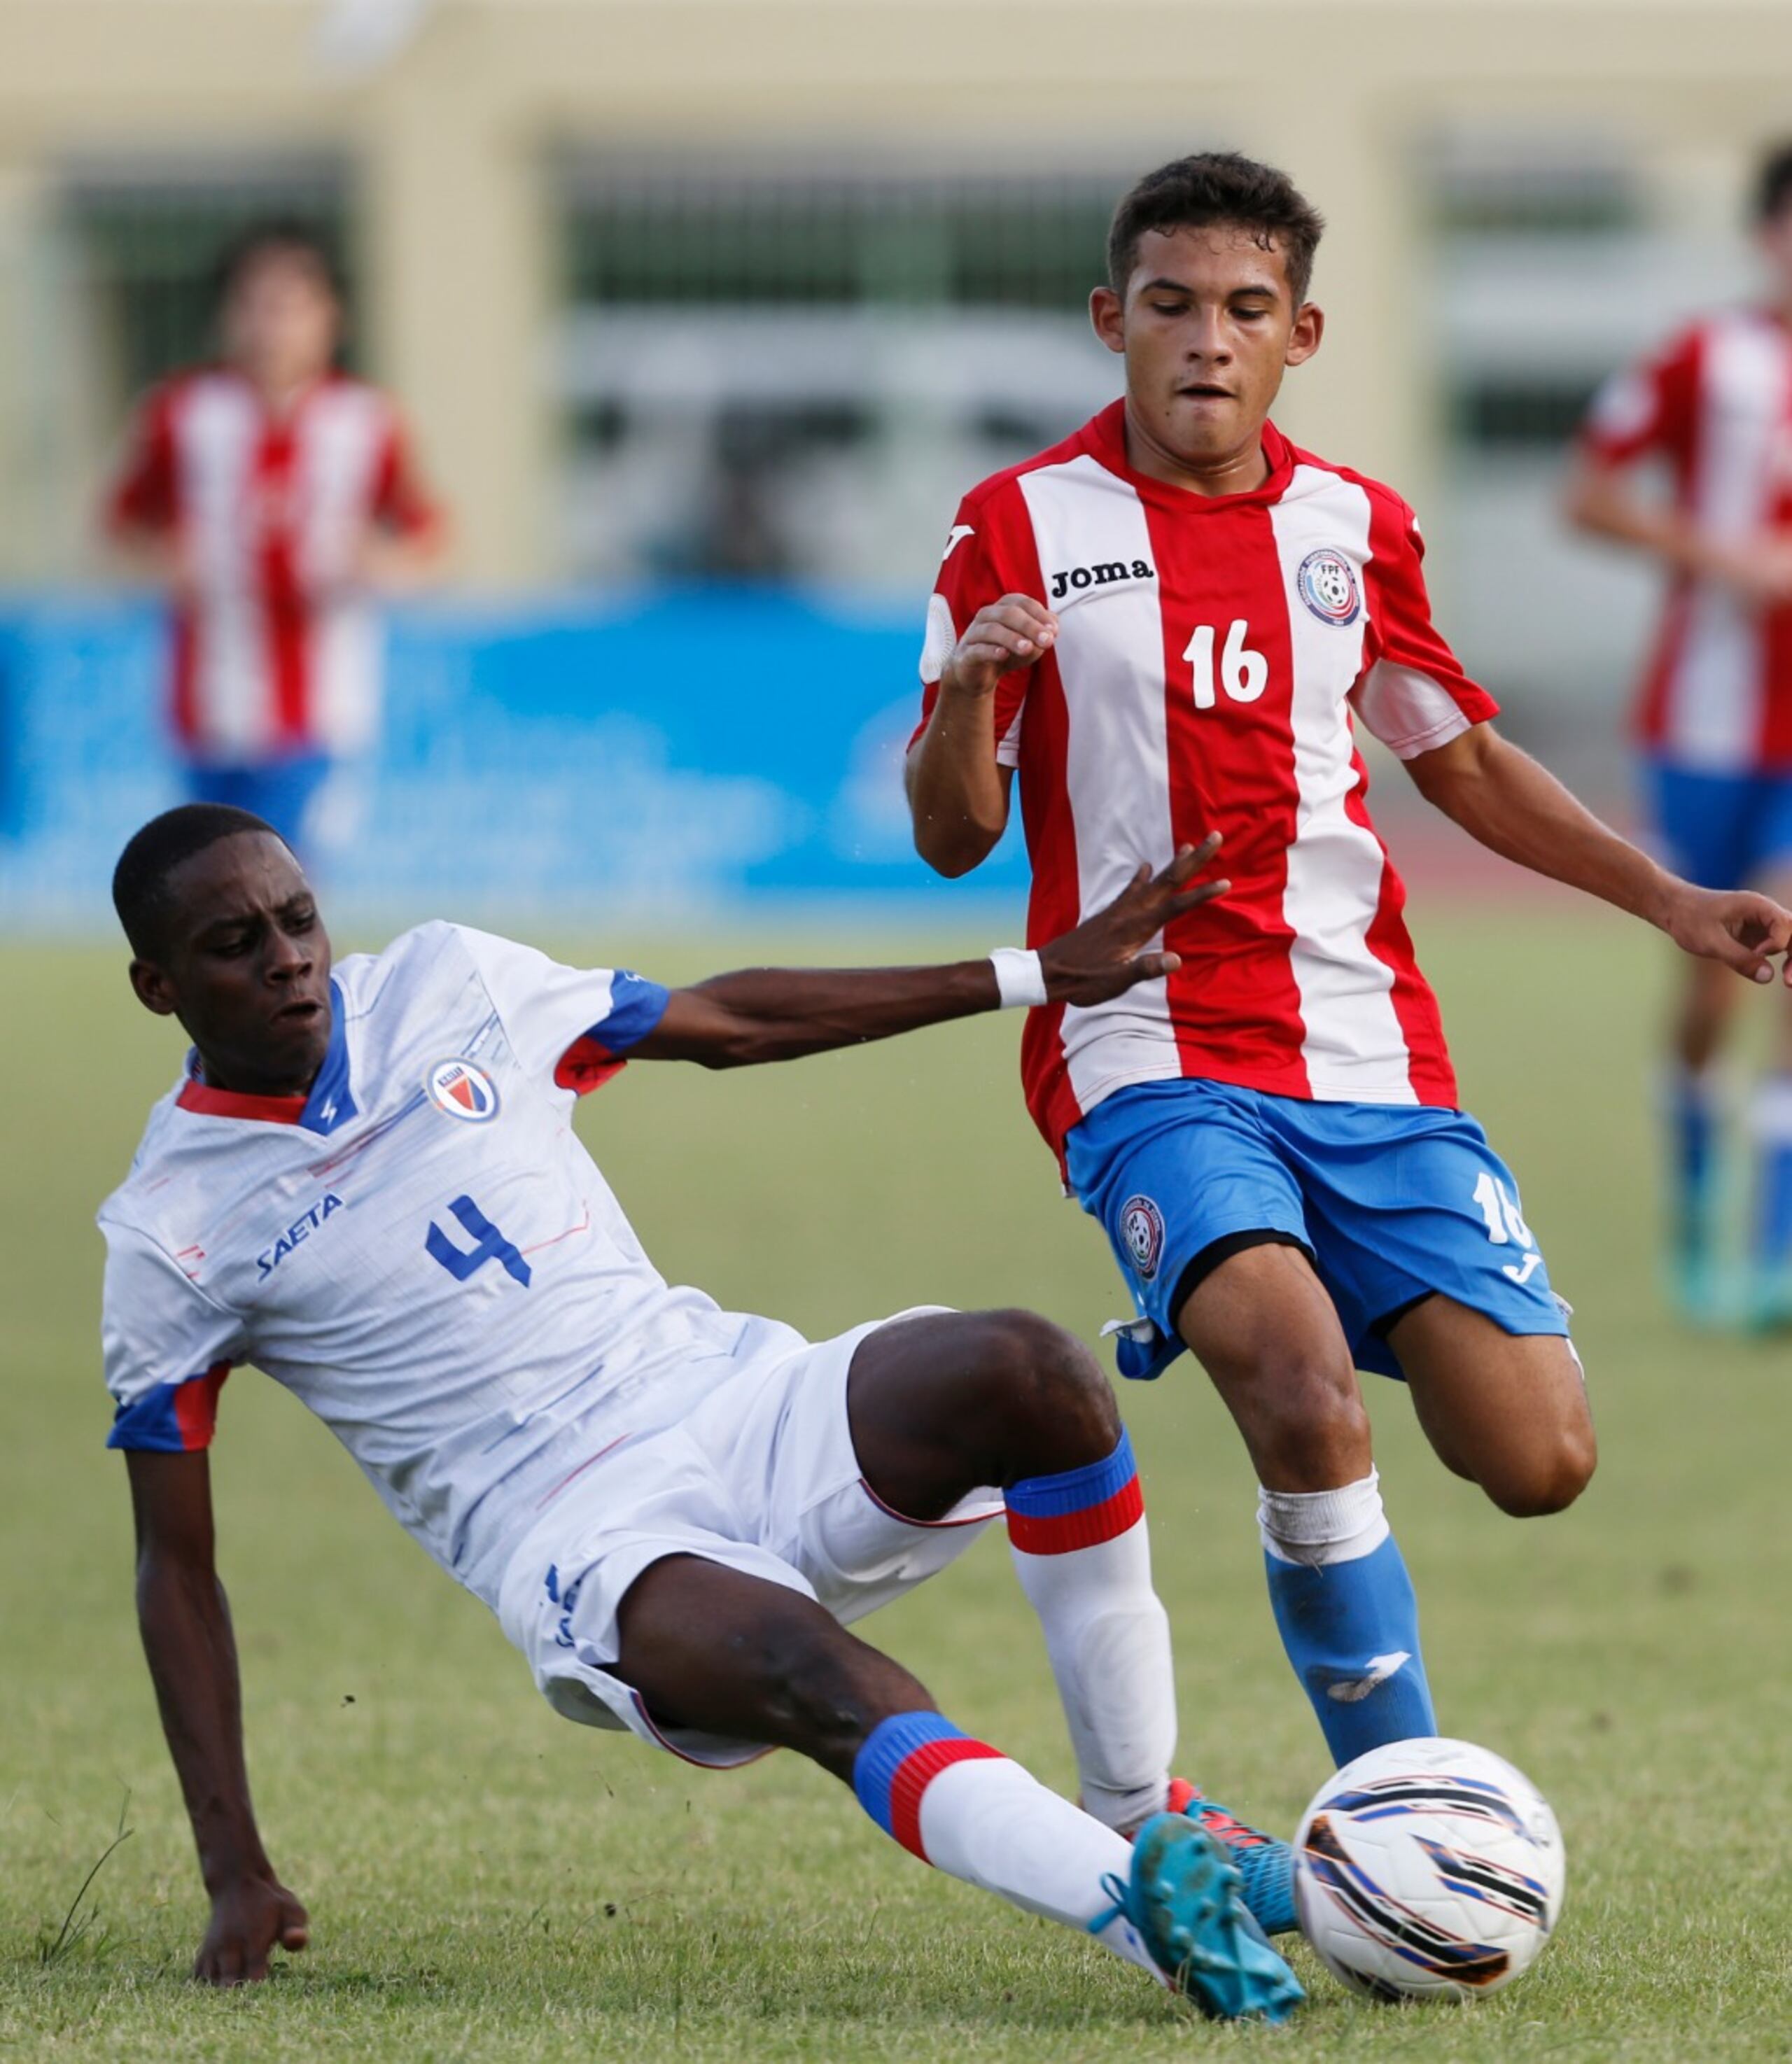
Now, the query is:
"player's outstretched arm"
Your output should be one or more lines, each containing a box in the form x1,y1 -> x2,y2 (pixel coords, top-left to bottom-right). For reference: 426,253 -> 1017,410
1564,456 -> 1792,606
1407,722 -> 1792,983
906,594 -> 1058,877
634,835 -> 1227,1067
125,1450 -> 309,1985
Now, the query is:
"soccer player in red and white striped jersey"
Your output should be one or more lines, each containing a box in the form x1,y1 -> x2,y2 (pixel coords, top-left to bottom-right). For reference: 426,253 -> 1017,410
106,225 -> 447,852
909,153 -> 1792,1805
1567,143 -> 1792,1317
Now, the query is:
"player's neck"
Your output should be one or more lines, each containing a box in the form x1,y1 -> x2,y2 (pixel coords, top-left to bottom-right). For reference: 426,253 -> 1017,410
234,363 -> 325,416
1121,405 -> 1270,498
192,1044 -> 322,1102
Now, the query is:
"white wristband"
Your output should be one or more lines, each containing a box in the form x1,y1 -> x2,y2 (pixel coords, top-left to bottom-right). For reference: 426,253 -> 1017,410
989,947 -> 1048,1009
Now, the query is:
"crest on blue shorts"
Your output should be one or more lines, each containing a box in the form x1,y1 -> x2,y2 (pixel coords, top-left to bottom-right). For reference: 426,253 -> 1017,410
1296,547 -> 1362,627
1120,1193 -> 1166,1280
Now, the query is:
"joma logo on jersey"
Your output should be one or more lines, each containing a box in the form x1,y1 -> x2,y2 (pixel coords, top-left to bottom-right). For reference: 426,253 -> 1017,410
257,1193 -> 345,1279
1048,557 -> 1155,601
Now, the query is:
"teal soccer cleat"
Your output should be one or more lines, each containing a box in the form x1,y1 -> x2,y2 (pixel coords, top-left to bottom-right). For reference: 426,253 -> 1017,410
1166,1777 -> 1300,1937
1093,1813 -> 1305,2022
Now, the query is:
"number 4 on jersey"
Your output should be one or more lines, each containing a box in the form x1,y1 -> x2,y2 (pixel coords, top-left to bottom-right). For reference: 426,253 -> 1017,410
1184,619 -> 1268,709
426,1194 -> 533,1287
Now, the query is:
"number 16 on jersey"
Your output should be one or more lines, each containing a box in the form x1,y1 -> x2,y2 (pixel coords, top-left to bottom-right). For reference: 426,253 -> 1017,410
1184,619 -> 1268,708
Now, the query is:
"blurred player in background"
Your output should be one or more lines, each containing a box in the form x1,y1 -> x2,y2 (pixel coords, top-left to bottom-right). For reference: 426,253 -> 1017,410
104,224 -> 447,856
1567,144 -> 1792,1322
908,153 -> 1792,1826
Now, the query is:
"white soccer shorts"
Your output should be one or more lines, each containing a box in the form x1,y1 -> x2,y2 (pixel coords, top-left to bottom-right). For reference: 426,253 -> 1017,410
496,1307 -> 1004,1767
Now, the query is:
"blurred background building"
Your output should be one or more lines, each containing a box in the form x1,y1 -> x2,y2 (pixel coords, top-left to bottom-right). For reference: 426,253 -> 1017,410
0,0 -> 1788,921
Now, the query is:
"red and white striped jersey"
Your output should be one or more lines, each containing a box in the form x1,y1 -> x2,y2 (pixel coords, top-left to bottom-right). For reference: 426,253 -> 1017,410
106,369 -> 441,763
911,403 -> 1498,1163
1581,309 -> 1792,773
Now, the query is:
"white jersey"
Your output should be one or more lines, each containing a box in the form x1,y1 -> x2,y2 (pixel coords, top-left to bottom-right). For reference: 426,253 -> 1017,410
97,922 -> 806,1608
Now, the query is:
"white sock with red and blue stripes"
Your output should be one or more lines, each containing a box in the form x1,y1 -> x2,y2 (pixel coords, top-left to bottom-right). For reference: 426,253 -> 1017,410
1006,1428 -> 1177,1834
852,1711 -> 1162,1978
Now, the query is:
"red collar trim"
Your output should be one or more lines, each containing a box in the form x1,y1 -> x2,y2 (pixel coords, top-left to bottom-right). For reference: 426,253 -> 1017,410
176,1076 -> 309,1123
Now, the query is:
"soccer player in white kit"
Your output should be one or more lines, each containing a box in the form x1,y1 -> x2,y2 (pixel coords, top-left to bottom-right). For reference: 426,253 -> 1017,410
98,803 -> 1303,2021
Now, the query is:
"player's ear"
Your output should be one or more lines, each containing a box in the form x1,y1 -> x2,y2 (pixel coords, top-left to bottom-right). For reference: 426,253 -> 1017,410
1285,300 -> 1324,368
1090,285 -> 1126,356
129,957 -> 180,1018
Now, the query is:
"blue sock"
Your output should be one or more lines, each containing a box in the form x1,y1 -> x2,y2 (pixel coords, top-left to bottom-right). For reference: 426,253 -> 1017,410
1263,1533 -> 1437,1767
1668,1067 -> 1718,1256
1754,1078 -> 1792,1273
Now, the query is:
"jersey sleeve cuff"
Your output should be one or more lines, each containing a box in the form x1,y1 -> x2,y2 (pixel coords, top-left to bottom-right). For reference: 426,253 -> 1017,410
106,1363 -> 230,1452
552,973 -> 671,1095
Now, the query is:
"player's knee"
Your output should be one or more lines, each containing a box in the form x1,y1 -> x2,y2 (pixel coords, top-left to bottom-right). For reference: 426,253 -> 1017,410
1247,1357 -> 1370,1489
1484,1422 -> 1597,1518
970,1307 -> 1119,1451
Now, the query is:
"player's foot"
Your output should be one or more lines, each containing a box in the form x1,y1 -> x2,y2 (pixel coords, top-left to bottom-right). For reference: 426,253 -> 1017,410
1162,1778 -> 1299,1937
1091,1813 -> 1303,2021
1745,1262 -> 1792,1331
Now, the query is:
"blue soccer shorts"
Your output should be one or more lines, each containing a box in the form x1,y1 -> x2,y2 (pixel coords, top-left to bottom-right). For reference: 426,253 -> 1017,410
1065,1079 -> 1570,1383
1646,757 -> 1792,893
187,754 -> 337,854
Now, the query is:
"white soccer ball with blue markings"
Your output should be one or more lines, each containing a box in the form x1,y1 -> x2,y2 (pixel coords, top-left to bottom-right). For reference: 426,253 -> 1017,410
1292,1737 -> 1565,2002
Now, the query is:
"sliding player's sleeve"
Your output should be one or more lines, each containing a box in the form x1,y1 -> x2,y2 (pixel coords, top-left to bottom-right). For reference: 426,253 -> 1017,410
908,495 -> 1032,768
1578,324 -> 1701,471
453,924 -> 670,1096
1352,493 -> 1502,761
99,1219 -> 244,1452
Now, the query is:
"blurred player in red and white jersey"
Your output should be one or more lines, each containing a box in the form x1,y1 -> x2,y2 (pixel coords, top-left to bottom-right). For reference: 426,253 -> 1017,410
104,223 -> 448,853
909,153 -> 1792,1835
1567,144 -> 1792,1318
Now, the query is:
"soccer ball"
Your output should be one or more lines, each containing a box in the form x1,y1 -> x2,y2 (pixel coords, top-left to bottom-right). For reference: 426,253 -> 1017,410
1292,1737 -> 1565,2003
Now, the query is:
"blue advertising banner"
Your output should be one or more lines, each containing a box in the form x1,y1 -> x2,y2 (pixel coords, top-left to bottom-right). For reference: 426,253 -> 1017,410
0,589 -> 1030,930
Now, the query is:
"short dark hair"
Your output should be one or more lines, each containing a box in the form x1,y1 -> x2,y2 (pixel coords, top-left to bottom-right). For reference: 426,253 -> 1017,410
214,219 -> 343,309
113,803 -> 284,958
1107,152 -> 1325,304
1758,143 -> 1792,224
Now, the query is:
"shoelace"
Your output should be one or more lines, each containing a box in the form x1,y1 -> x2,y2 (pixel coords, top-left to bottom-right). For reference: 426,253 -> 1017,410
1086,1869 -> 1132,1937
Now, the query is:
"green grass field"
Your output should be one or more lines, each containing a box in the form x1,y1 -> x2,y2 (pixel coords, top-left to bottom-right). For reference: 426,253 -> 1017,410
3,899 -> 1790,2062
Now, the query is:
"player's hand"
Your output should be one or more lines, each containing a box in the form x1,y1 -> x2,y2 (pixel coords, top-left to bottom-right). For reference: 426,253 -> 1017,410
1662,882 -> 1792,985
193,1872 -> 310,1986
1704,534 -> 1792,607
941,596 -> 1059,699
1038,836 -> 1229,1006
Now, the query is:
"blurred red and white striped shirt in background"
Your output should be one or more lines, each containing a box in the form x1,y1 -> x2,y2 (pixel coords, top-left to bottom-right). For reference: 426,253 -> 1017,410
1581,310 -> 1792,773
107,366 -> 442,765
104,227 -> 447,849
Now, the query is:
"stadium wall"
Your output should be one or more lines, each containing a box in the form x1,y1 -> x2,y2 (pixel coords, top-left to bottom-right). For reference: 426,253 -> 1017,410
0,0 -> 1790,588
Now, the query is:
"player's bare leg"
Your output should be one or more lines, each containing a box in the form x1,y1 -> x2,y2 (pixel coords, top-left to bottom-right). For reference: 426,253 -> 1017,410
1390,1298 -> 1596,1517
1749,860 -> 1792,1319
1175,1242 -> 1436,1764
1667,954 -> 1740,1315
843,1307 -> 1299,1934
610,1321 -> 1304,2014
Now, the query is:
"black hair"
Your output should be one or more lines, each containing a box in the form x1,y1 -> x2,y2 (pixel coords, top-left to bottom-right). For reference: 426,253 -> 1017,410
112,803 -> 284,958
1107,151 -> 1325,304
212,219 -> 344,309
1758,143 -> 1792,225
